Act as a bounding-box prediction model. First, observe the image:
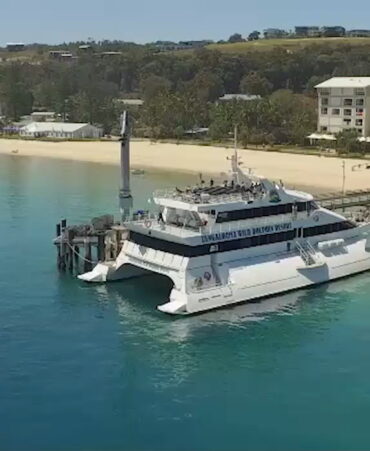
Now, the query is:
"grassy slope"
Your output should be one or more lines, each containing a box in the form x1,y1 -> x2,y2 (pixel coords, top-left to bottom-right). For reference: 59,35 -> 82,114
2,38 -> 370,61
0,49 -> 41,62
206,37 -> 370,53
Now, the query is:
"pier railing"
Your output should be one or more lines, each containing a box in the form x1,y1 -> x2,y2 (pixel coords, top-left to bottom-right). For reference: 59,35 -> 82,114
317,189 -> 370,210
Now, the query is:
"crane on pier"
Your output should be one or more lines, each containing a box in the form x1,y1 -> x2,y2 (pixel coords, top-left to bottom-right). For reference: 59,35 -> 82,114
119,111 -> 133,221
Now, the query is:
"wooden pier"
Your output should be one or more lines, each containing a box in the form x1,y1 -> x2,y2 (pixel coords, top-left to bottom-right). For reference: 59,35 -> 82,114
317,189 -> 370,211
54,216 -> 128,274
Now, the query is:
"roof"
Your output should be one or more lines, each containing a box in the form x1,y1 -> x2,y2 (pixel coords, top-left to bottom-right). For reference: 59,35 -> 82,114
31,111 -> 55,116
315,77 -> 370,88
118,99 -> 144,106
219,94 -> 261,101
20,122 -> 93,133
184,127 -> 209,135
308,133 -> 370,142
307,133 -> 337,141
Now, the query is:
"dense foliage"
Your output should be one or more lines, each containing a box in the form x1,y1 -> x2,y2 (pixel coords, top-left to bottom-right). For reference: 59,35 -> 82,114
1,40 -> 370,145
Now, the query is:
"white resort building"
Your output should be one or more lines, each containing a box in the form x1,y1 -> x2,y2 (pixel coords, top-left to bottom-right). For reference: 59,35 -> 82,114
19,122 -> 102,139
310,77 -> 370,142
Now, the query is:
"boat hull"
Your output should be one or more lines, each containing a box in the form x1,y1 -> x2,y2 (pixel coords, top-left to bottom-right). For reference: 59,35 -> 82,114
164,237 -> 370,315
79,228 -> 370,314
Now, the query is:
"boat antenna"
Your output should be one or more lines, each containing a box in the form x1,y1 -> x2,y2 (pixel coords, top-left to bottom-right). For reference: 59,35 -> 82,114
119,111 -> 133,222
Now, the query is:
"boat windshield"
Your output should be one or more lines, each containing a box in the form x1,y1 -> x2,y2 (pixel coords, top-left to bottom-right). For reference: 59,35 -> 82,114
165,207 -> 204,230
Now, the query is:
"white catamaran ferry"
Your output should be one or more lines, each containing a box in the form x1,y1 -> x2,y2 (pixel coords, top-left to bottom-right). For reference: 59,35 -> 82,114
79,143 -> 370,315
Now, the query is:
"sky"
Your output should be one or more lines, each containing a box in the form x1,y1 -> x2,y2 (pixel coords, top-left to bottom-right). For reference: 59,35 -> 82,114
1,0 -> 370,45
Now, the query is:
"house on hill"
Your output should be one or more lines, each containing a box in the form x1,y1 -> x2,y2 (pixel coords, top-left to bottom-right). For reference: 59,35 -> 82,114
321,26 -> 346,37
6,42 -> 25,52
30,111 -> 56,122
347,29 -> 370,37
263,28 -> 288,39
294,26 -> 320,37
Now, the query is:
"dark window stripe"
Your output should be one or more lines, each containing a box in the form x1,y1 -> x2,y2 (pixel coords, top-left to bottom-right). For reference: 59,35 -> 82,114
129,220 -> 356,258
129,230 -> 296,257
216,201 -> 317,223
303,220 -> 355,238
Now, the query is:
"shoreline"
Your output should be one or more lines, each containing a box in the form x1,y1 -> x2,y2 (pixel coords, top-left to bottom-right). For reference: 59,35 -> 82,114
1,138 -> 369,193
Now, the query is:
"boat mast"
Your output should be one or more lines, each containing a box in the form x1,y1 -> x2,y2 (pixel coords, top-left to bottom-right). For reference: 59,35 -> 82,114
232,124 -> 239,184
119,111 -> 133,221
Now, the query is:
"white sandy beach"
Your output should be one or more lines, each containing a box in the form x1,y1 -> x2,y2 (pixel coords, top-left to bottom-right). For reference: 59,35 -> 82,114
0,138 -> 369,193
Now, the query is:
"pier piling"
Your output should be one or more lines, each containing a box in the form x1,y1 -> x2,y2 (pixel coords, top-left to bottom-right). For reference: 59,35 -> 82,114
60,219 -> 67,271
74,245 -> 80,273
56,223 -> 62,269
84,238 -> 93,273
67,229 -> 75,273
54,217 -> 128,274
97,233 -> 105,262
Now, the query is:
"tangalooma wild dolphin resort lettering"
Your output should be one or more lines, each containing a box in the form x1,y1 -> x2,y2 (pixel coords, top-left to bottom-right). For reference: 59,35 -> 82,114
201,222 -> 293,244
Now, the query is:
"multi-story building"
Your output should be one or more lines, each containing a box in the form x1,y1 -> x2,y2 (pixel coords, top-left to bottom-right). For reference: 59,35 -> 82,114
321,26 -> 346,37
295,26 -> 321,37
315,77 -> 370,137
263,28 -> 288,39
6,42 -> 25,52
347,29 -> 370,37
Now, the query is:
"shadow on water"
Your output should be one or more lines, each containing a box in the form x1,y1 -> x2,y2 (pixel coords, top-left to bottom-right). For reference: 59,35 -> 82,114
52,272 -> 370,399
69,270 -> 370,345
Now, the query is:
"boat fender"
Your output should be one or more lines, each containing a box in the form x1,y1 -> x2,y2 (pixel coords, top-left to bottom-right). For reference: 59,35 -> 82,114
144,219 -> 152,228
313,214 -> 319,222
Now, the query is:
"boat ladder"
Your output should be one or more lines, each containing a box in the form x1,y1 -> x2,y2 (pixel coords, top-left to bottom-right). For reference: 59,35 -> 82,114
295,240 -> 322,267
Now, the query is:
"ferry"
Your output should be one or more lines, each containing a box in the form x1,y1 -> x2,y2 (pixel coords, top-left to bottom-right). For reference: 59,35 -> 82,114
79,145 -> 370,315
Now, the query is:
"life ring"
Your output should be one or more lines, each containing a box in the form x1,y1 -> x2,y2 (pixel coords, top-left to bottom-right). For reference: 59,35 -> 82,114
144,219 -> 152,228
313,214 -> 319,222
204,271 -> 212,281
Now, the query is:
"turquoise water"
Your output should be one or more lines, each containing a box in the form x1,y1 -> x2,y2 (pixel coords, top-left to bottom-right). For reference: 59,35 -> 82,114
2,154 -> 370,451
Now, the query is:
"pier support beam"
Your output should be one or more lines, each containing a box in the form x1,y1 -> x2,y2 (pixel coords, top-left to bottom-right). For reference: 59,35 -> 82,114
60,219 -> 67,271
84,238 -> 93,273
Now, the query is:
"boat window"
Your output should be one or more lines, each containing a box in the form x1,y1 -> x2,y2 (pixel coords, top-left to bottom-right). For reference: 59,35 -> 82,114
128,221 -> 355,258
165,207 -> 202,230
303,221 -> 355,238
309,201 -> 319,210
215,202 -> 300,223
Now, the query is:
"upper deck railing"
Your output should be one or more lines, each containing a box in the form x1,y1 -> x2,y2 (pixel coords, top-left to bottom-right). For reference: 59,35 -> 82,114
153,187 -> 266,205
125,211 -> 299,238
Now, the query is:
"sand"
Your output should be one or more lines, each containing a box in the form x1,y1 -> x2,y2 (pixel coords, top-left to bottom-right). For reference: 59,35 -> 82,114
0,138 -> 369,193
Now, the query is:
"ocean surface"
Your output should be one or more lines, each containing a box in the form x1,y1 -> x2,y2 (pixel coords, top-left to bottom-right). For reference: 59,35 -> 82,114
2,154 -> 370,451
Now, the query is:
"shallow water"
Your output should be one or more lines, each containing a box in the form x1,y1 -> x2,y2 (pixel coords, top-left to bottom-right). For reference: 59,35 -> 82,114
1,155 -> 370,451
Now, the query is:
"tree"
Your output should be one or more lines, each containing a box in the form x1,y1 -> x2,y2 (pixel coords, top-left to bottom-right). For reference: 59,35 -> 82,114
335,129 -> 361,154
269,90 -> 317,144
228,33 -> 244,43
0,64 -> 33,119
185,71 -> 224,102
240,72 -> 272,96
140,75 -> 171,102
248,31 -> 260,41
